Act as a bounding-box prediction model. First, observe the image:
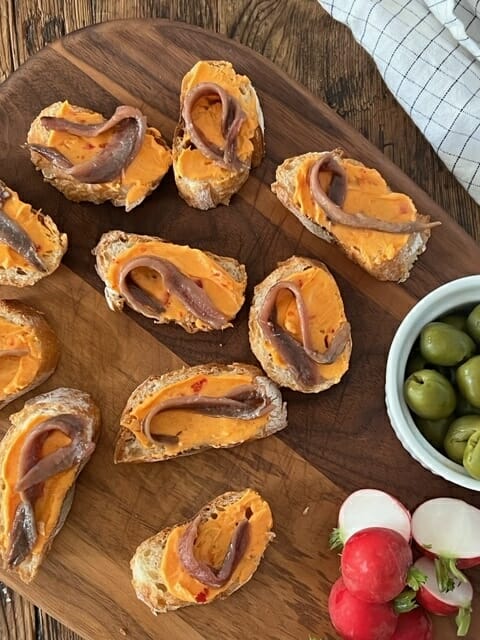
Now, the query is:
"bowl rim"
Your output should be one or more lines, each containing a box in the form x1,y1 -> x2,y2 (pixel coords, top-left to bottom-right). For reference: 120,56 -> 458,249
385,275 -> 480,491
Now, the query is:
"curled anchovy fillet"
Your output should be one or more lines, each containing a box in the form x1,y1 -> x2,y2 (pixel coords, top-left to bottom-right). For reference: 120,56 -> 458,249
309,153 -> 441,234
178,513 -> 250,588
141,383 -> 272,444
27,105 -> 146,184
0,190 -> 46,272
259,279 -> 351,387
6,414 -> 95,567
182,82 -> 247,170
118,255 -> 229,329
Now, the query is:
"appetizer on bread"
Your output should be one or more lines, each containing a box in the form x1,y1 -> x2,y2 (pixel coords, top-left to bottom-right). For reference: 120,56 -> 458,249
271,150 -> 440,282
0,388 -> 100,582
93,231 -> 247,333
27,101 -> 172,212
115,363 -> 287,463
0,180 -> 67,286
0,300 -> 60,410
249,256 -> 352,393
131,488 -> 273,612
173,60 -> 265,209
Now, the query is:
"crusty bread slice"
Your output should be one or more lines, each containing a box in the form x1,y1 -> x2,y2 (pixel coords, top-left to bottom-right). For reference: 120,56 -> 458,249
0,387 -> 100,582
272,152 -> 432,282
0,299 -> 61,409
173,60 -> 265,210
131,488 -> 274,613
27,102 -> 172,212
248,256 -> 352,393
93,230 -> 247,333
115,362 -> 287,463
0,180 -> 67,287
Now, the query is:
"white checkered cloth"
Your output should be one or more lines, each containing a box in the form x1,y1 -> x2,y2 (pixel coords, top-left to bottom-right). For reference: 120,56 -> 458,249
318,0 -> 480,205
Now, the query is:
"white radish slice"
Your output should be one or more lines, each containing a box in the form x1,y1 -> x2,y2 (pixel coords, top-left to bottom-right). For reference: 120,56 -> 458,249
415,557 -> 473,636
330,489 -> 411,549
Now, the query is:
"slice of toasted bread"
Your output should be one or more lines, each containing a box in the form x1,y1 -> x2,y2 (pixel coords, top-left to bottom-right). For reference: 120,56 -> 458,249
115,362 -> 287,463
131,488 -> 274,613
0,180 -> 67,287
272,151 -> 433,282
173,60 -> 265,210
0,388 -> 100,582
249,256 -> 352,393
93,230 -> 247,333
27,101 -> 172,212
0,299 -> 61,409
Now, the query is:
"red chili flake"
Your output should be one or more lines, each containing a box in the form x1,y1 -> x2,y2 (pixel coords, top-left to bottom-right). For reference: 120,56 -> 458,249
85,143 -> 95,150
195,588 -> 209,603
191,377 -> 207,393
99,143 -> 107,148
195,278 -> 204,288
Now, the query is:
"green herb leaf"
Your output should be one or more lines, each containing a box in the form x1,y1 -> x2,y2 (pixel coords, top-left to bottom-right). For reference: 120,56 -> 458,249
393,588 -> 418,614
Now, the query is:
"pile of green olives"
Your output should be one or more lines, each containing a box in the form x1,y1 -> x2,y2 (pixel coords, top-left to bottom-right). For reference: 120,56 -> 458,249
404,303 -> 480,480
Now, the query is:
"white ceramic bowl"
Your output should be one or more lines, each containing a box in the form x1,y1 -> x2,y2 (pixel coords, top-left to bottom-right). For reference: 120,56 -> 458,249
385,275 -> 480,490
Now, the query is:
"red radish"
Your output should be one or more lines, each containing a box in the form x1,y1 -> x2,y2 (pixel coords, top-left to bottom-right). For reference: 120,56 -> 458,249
328,577 -> 398,640
414,557 -> 473,637
412,498 -> 480,592
341,527 -> 413,603
330,489 -> 411,549
390,607 -> 432,640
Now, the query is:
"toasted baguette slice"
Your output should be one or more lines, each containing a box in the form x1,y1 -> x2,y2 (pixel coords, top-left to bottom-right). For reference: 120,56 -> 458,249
0,388 -> 100,582
0,299 -> 60,409
0,180 -> 67,286
93,230 -> 247,333
272,151 -> 433,282
27,101 -> 172,212
173,60 -> 265,209
131,488 -> 274,613
115,362 -> 287,463
249,256 -> 352,393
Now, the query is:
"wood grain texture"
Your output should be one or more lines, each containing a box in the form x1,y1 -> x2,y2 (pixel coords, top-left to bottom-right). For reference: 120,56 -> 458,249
0,3 -> 478,640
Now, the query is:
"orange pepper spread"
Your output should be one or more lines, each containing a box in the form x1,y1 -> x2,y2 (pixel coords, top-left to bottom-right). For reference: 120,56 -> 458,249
0,186 -> 59,272
267,265 -> 349,381
175,61 -> 261,181
34,101 -> 172,208
108,241 -> 245,330
125,372 -> 269,452
294,158 -> 419,266
0,318 -> 42,402
0,414 -> 76,559
160,489 -> 272,603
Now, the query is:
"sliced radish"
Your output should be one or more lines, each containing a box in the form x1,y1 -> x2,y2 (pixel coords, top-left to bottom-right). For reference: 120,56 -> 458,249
391,607 -> 432,640
328,577 -> 398,640
412,498 -> 480,592
414,557 -> 473,637
341,527 -> 413,603
330,489 -> 411,549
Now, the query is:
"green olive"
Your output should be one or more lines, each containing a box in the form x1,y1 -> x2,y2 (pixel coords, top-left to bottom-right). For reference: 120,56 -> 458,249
466,304 -> 480,344
441,314 -> 468,332
444,415 -> 480,463
404,369 -> 456,419
464,430 -> 480,479
456,395 -> 480,416
456,356 -> 480,408
420,322 -> 475,366
416,416 -> 452,449
405,351 -> 428,377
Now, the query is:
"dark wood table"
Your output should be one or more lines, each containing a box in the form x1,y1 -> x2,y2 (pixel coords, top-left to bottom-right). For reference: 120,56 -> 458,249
0,1 -> 478,639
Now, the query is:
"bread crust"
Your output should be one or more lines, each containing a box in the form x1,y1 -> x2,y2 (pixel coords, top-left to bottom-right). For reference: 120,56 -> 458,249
131,488 -> 274,613
0,388 -> 101,582
0,180 -> 67,287
173,60 -> 265,210
114,362 -> 287,463
271,151 -> 432,283
93,230 -> 247,333
27,102 -> 172,212
0,299 -> 61,409
248,256 -> 352,393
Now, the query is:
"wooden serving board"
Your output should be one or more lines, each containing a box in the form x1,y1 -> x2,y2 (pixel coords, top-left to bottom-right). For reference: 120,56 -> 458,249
0,19 -> 479,640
